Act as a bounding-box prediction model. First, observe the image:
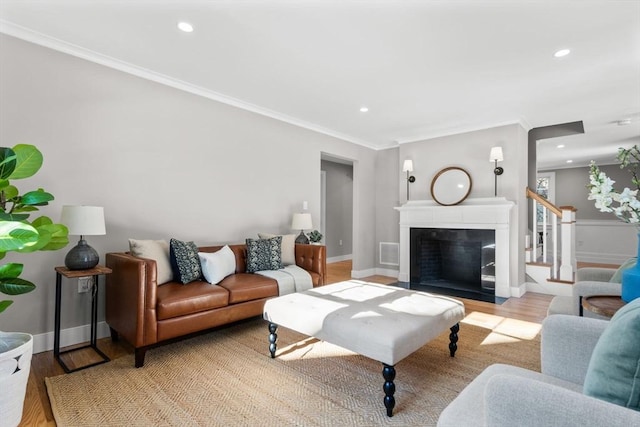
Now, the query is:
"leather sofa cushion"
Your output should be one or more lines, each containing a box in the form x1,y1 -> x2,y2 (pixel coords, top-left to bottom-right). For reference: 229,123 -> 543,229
157,281 -> 229,320
217,273 -> 278,304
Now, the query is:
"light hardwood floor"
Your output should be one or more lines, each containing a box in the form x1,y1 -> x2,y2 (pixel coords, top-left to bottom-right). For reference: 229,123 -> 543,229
19,261 -> 553,426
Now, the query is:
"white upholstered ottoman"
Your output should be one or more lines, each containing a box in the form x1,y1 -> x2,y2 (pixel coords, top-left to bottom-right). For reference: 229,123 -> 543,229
262,280 -> 465,416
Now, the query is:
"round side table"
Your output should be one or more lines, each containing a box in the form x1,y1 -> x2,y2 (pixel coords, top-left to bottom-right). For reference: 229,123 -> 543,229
582,295 -> 626,318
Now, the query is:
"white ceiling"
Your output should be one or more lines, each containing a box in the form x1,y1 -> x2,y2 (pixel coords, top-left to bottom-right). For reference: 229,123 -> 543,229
1,0 -> 639,170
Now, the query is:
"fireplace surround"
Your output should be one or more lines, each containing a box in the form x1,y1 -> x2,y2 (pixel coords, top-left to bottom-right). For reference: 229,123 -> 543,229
410,228 -> 496,295
395,198 -> 515,298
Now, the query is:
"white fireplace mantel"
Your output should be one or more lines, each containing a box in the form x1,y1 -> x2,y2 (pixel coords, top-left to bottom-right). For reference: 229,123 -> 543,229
394,198 -> 515,298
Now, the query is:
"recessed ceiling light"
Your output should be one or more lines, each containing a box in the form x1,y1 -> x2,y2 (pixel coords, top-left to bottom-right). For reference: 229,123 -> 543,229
566,159 -> 573,163
360,107 -> 369,113
554,49 -> 571,58
178,22 -> 194,33
557,144 -> 565,148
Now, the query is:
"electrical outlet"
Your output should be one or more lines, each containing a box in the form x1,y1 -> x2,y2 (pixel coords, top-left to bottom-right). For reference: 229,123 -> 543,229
78,276 -> 92,293
339,239 -> 343,246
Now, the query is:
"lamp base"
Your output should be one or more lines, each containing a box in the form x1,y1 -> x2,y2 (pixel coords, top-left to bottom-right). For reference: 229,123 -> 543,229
65,239 -> 99,270
295,230 -> 309,244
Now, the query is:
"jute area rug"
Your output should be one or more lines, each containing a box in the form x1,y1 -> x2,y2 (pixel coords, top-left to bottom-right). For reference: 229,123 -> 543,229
46,315 -> 541,426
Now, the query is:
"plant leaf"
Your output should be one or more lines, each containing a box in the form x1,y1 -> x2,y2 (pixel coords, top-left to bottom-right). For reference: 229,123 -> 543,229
0,221 -> 39,252
0,147 -> 17,180
31,215 -> 53,228
0,211 -> 30,221
0,277 -> 36,295
8,144 -> 43,180
0,300 -> 12,313
1,185 -> 18,201
21,189 -> 54,206
37,223 -> 69,251
0,263 -> 23,279
12,206 -> 38,213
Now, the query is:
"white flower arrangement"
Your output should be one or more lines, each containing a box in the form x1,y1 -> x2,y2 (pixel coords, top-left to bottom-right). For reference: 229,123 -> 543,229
588,145 -> 640,225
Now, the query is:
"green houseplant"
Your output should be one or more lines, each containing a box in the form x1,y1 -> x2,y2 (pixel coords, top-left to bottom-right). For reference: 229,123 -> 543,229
0,144 -> 69,427
588,145 -> 640,302
308,230 -> 323,244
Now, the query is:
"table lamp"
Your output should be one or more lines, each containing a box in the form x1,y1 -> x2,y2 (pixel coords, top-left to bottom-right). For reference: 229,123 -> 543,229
61,205 -> 106,270
291,213 -> 312,244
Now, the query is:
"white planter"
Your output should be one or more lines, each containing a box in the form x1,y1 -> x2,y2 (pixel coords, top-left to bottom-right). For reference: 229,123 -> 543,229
0,332 -> 33,427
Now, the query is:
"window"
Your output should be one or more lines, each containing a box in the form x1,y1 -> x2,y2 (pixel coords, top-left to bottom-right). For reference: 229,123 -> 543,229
536,172 -> 556,223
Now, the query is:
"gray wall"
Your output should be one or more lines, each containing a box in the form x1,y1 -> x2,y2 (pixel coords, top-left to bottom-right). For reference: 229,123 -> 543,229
374,147 -> 400,270
542,164 -> 636,220
0,34 -> 378,335
320,160 -> 353,258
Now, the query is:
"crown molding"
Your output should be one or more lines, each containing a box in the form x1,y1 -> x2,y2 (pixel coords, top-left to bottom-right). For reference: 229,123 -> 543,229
394,119 -> 532,145
0,20 -> 380,150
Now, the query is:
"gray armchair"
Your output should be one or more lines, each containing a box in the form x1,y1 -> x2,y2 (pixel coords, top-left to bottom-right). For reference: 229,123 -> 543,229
437,315 -> 640,427
547,267 -> 620,319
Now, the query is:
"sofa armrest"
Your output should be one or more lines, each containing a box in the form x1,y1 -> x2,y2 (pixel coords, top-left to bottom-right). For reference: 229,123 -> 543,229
294,244 -> 326,286
484,374 -> 640,427
541,315 -> 608,385
576,267 -> 617,282
105,252 -> 159,348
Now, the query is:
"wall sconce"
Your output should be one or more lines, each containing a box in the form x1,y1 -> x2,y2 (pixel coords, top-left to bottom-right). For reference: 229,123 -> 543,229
403,159 -> 415,200
489,146 -> 504,196
61,205 -> 106,270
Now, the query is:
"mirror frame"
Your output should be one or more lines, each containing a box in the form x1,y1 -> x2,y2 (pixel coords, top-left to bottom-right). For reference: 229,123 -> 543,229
430,166 -> 473,206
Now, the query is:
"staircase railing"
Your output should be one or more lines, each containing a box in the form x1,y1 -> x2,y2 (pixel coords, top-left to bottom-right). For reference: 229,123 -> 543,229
526,187 -> 577,282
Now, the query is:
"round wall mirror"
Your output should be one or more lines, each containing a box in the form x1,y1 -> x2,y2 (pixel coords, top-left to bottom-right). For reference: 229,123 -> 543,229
430,167 -> 472,206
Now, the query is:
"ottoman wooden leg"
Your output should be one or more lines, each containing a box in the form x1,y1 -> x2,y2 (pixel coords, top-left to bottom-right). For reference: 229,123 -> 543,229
382,364 -> 396,417
449,323 -> 460,357
268,323 -> 278,358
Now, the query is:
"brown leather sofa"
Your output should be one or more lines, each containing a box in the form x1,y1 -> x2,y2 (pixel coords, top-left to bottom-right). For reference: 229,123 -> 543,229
105,243 -> 326,367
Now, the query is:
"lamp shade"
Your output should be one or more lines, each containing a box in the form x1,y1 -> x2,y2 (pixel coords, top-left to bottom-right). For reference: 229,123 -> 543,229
402,159 -> 414,172
291,213 -> 312,230
489,146 -> 504,162
61,206 -> 106,236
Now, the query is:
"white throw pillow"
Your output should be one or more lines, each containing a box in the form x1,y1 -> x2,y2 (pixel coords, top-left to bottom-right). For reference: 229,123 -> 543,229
129,239 -> 173,285
258,233 -> 296,265
199,245 -> 237,285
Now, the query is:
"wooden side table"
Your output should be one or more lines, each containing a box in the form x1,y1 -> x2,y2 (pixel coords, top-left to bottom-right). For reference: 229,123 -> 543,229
54,265 -> 112,373
581,295 -> 626,319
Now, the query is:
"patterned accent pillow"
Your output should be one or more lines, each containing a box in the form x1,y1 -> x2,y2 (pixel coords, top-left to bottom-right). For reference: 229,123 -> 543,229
246,236 -> 282,273
169,238 -> 202,284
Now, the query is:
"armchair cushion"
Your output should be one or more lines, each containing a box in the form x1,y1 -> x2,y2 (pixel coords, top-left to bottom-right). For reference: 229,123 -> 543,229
583,298 -> 640,410
541,315 -> 607,385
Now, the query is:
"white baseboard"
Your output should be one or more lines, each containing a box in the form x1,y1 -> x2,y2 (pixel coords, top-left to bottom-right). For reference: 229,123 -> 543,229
32,322 -> 111,354
327,254 -> 353,263
351,268 -> 399,279
510,283 -> 527,298
375,268 -> 399,279
351,268 -> 376,278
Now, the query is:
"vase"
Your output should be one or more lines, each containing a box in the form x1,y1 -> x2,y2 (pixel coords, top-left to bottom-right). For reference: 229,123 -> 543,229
621,233 -> 640,303
0,331 -> 33,427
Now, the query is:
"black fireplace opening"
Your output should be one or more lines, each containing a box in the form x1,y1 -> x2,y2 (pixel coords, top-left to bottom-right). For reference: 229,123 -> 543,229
409,228 -> 499,302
